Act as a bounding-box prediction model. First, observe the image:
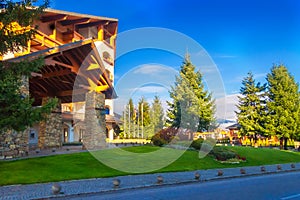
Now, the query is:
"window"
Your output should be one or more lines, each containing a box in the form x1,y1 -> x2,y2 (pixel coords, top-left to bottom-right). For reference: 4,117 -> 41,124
79,129 -> 85,142
104,105 -> 110,115
64,128 -> 68,143
30,130 -> 35,139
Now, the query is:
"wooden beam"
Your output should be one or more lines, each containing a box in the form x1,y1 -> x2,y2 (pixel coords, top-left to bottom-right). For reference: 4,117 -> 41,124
30,82 -> 48,93
76,21 -> 107,29
45,59 -> 78,73
31,72 -> 42,77
60,18 -> 90,26
42,68 -> 72,79
57,89 -> 87,97
40,14 -> 67,23
32,90 -> 48,97
100,74 -> 108,86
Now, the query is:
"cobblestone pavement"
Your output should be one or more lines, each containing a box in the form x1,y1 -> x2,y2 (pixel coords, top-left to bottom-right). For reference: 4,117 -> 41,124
0,163 -> 299,200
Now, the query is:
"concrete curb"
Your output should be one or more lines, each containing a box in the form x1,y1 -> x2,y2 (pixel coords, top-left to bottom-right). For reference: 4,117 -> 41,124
1,163 -> 299,200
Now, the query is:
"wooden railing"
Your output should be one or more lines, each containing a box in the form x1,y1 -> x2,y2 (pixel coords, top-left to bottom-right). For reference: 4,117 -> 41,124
33,30 -> 63,48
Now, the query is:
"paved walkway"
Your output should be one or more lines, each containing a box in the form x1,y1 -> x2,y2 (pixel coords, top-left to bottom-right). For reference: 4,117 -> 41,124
0,163 -> 299,200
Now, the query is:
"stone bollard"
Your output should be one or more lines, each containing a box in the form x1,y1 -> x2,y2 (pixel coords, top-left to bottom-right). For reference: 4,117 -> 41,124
52,183 -> 62,195
240,168 -> 246,174
217,170 -> 223,176
157,175 -> 163,184
277,165 -> 282,170
261,166 -> 266,172
291,163 -> 296,169
113,179 -> 121,188
194,172 -> 200,180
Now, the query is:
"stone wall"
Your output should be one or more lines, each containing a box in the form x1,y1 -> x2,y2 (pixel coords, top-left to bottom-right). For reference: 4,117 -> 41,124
83,91 -> 106,150
0,129 -> 29,158
38,98 -> 63,149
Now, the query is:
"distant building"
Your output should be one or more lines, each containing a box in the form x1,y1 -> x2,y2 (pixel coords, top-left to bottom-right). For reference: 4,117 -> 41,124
226,123 -> 241,138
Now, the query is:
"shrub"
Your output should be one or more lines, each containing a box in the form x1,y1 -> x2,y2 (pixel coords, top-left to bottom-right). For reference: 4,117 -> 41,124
151,134 -> 167,147
211,146 -> 238,161
62,142 -> 82,146
190,138 -> 204,150
151,127 -> 192,146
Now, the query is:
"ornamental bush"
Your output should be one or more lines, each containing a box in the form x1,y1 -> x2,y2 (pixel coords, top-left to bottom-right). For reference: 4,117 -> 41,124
151,127 -> 192,147
190,138 -> 204,150
211,146 -> 238,161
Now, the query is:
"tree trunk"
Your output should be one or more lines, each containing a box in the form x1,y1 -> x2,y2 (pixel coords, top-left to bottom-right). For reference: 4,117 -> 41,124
254,133 -> 258,148
279,137 -> 283,150
284,137 -> 288,150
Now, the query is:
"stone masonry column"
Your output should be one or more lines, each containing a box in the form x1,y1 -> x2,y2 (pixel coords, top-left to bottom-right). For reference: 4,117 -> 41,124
17,76 -> 30,156
83,91 -> 106,150
38,98 -> 63,149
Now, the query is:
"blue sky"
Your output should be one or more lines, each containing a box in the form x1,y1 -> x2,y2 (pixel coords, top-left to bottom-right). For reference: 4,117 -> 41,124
51,0 -> 300,119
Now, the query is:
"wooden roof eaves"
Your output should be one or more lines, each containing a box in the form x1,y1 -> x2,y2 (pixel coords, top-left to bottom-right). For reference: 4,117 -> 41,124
7,38 -> 95,62
43,8 -> 118,22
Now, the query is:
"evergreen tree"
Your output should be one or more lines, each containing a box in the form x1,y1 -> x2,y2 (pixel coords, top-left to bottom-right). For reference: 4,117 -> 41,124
137,97 -> 151,138
122,98 -> 135,138
266,65 -> 300,149
236,72 -> 267,143
128,98 -> 135,121
138,97 -> 150,126
166,53 -> 215,132
0,0 -> 57,132
151,95 -> 164,134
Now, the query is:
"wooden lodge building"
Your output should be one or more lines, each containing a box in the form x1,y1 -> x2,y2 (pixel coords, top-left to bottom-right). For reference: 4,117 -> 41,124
0,8 -> 119,157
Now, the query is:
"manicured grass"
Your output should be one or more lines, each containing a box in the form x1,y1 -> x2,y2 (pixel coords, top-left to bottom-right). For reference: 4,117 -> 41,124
159,146 -> 300,173
0,146 -> 299,186
0,152 -> 128,186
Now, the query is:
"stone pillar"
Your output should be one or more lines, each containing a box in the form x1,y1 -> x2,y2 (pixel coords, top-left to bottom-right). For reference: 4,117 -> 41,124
38,98 -> 63,149
83,91 -> 106,150
108,128 -> 114,141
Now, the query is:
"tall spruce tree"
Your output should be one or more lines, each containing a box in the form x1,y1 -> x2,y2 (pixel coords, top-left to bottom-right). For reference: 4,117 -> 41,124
137,97 -> 151,138
266,65 -> 300,149
236,72 -> 267,143
122,98 -> 134,137
166,53 -> 215,132
151,95 -> 164,134
0,0 -> 57,132
138,97 -> 150,126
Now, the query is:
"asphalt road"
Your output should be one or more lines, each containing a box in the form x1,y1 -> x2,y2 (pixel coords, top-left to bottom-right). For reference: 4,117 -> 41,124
57,171 -> 300,200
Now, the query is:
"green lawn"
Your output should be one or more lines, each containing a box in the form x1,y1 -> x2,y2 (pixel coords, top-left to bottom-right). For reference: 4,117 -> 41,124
0,146 -> 299,186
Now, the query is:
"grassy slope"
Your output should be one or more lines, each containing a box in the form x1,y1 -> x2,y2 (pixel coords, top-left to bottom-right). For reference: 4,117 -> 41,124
0,146 -> 299,186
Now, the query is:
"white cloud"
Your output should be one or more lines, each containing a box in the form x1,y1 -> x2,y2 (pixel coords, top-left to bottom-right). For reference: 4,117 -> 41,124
133,85 -> 167,93
231,72 -> 268,83
216,55 -> 237,58
200,65 -> 218,73
133,64 -> 168,75
253,73 -> 267,79
193,50 -> 208,57
215,94 -> 239,121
